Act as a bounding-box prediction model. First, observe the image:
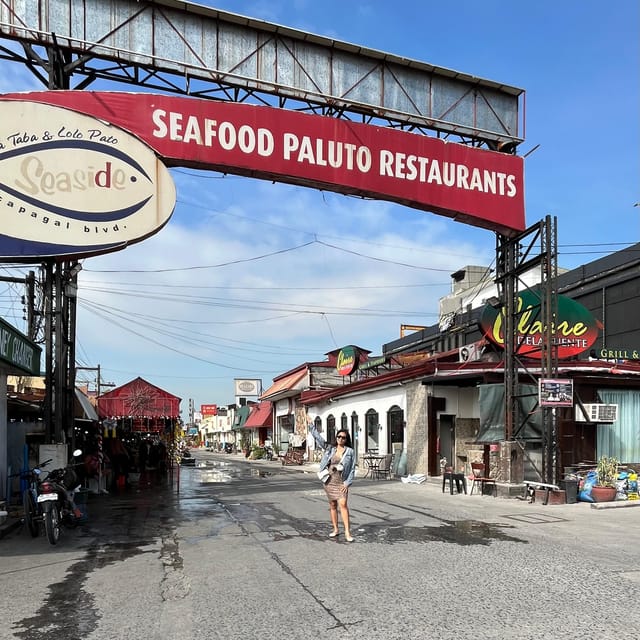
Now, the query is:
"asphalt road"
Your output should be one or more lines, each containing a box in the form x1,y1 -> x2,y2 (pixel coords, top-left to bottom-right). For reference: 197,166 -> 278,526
1,451 -> 639,640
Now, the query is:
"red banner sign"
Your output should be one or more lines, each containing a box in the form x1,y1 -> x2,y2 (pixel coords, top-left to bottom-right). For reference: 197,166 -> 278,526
2,92 -> 525,235
201,404 -> 218,416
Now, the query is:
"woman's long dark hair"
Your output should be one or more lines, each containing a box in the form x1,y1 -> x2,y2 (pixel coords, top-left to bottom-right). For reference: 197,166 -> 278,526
334,430 -> 352,448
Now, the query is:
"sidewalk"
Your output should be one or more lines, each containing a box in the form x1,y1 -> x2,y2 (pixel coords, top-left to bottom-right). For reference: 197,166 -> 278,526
265,454 -> 640,510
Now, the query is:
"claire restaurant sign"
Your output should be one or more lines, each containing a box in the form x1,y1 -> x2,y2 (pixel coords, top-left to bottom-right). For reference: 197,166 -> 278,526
2,92 -> 525,237
479,290 -> 601,359
0,100 -> 176,259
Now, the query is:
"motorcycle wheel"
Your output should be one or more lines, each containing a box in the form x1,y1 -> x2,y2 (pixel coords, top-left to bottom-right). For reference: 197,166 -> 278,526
23,491 -> 39,537
44,504 -> 61,545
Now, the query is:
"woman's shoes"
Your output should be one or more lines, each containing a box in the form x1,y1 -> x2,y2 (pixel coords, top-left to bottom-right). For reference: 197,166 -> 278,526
345,535 -> 354,543
329,531 -> 339,538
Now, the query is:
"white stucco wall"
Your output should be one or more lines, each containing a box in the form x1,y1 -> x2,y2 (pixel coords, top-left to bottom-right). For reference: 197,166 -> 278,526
309,385 -> 406,455
430,385 -> 479,419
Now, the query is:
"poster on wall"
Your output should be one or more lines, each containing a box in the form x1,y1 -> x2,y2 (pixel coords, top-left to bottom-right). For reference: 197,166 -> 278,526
539,378 -> 573,407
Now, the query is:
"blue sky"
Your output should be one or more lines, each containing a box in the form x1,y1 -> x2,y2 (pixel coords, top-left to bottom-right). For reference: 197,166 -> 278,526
0,0 -> 638,416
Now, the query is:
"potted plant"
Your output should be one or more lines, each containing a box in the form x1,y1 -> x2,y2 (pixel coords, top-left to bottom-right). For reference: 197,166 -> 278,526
240,435 -> 251,458
591,455 -> 619,502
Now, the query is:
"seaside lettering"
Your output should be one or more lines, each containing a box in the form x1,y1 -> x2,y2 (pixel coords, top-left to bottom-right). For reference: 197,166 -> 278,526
489,298 -> 589,345
15,157 -> 127,195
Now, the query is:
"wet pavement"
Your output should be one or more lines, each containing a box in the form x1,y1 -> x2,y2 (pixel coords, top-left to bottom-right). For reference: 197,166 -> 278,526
2,452 -> 640,640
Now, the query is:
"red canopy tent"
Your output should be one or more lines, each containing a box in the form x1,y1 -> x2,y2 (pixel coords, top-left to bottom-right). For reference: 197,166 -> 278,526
97,377 -> 181,433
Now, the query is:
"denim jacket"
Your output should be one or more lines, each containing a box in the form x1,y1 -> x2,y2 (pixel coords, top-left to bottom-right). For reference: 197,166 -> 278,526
309,422 -> 356,487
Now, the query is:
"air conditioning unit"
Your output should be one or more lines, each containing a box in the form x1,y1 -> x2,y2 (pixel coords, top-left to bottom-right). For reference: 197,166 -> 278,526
575,404 -> 618,423
459,343 -> 481,363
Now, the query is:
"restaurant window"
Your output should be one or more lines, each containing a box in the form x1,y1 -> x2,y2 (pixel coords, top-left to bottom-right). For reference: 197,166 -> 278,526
351,412 -> 359,459
278,414 -> 294,451
365,408 -> 379,452
387,405 -> 404,451
326,414 -> 336,443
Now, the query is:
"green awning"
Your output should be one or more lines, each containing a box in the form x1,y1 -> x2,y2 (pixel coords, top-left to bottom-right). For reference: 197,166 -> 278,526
232,404 -> 251,431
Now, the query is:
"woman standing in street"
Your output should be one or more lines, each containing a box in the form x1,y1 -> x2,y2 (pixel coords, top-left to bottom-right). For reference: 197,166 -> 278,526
308,416 -> 356,542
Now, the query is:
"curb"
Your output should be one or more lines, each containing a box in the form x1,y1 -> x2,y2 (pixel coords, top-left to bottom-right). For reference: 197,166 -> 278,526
590,499 -> 640,509
0,515 -> 22,539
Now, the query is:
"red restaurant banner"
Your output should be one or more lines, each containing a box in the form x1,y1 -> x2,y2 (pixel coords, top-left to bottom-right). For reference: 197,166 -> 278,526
1,92 -> 525,235
201,404 -> 218,417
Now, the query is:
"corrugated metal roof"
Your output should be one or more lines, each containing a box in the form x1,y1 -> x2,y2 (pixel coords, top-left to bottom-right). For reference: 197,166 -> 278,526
75,388 -> 99,421
261,370 -> 306,400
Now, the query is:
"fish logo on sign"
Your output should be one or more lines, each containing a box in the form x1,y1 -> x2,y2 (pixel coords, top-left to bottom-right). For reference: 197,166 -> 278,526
0,100 -> 176,260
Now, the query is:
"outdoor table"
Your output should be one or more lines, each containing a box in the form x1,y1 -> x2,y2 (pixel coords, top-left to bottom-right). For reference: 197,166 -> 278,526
362,454 -> 386,479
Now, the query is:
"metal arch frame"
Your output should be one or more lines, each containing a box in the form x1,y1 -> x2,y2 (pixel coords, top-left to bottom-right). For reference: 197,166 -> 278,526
0,0 -> 527,448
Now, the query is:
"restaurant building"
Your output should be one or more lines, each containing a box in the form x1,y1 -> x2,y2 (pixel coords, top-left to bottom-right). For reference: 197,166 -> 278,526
263,243 -> 640,484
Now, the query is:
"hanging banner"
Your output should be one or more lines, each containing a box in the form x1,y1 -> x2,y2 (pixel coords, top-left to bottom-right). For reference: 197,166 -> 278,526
1,91 -> 525,236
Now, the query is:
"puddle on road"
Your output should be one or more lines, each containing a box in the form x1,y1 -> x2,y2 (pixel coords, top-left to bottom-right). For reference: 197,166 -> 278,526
268,519 -> 526,546
181,459 -> 276,485
177,462 -> 526,546
354,518 -> 526,545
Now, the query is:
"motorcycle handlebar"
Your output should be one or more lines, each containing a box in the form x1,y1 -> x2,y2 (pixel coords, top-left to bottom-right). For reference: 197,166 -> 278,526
8,458 -> 54,478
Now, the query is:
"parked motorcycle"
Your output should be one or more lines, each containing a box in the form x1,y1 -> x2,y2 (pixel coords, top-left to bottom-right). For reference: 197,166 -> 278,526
37,449 -> 84,545
178,448 -> 196,466
19,458 -> 53,537
263,444 -> 274,461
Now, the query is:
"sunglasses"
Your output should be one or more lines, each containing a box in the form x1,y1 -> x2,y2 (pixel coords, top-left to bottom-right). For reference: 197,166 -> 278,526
336,435 -> 347,440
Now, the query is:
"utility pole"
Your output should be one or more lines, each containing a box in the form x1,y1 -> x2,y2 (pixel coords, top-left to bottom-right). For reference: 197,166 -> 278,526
0,272 -> 37,340
76,365 -> 115,397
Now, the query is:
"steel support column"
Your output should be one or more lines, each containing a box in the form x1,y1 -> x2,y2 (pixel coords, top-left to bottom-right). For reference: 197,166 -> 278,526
540,216 -> 559,483
496,215 -> 558,483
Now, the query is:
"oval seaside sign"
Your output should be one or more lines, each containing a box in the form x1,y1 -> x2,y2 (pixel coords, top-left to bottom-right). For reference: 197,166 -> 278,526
0,100 -> 176,260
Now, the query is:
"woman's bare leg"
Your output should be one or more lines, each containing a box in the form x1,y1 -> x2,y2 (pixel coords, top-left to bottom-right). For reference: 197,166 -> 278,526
329,500 -> 339,534
338,497 -> 352,539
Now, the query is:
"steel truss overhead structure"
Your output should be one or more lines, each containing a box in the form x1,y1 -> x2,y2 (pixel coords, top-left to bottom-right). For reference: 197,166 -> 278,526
0,0 -> 523,148
0,0 -> 543,464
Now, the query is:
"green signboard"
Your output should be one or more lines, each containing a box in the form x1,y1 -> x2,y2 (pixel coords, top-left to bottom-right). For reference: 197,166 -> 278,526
0,318 -> 41,375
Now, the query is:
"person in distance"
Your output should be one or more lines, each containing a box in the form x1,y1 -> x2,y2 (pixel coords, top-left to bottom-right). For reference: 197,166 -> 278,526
308,414 -> 356,542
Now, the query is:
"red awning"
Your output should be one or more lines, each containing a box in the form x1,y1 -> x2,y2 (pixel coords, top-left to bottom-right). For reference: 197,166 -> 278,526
244,401 -> 273,429
261,369 -> 306,400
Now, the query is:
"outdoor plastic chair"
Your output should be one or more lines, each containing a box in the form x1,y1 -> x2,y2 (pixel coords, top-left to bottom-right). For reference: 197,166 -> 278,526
469,462 -> 497,497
